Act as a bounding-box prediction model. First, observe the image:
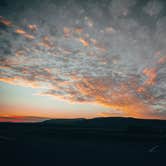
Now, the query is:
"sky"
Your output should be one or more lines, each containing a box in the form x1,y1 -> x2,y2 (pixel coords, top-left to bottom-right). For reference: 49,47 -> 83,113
0,0 -> 166,122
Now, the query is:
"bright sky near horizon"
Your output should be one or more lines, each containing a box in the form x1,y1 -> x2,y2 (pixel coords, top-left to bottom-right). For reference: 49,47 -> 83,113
0,0 -> 166,122
1,81 -> 112,121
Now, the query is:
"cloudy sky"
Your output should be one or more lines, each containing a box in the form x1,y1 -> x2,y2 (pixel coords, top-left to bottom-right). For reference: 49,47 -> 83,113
0,0 -> 166,122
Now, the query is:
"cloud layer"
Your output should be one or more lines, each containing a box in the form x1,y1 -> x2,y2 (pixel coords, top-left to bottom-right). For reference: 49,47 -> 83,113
0,0 -> 166,119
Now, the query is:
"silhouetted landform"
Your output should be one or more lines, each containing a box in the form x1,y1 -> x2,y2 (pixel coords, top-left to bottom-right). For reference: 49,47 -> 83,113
41,117 -> 166,137
43,117 -> 166,130
1,117 -> 166,140
0,117 -> 166,166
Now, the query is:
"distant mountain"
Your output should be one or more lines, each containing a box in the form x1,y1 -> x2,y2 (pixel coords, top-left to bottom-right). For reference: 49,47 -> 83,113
43,118 -> 85,124
42,117 -> 166,131
0,117 -> 166,143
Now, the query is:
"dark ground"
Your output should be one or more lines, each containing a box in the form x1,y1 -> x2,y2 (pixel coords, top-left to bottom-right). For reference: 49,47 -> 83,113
0,117 -> 166,166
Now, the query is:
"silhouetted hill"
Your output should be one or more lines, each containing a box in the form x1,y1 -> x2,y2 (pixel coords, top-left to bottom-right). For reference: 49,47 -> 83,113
0,117 -> 166,142
43,118 -> 85,125
0,117 -> 166,166
42,117 -> 166,131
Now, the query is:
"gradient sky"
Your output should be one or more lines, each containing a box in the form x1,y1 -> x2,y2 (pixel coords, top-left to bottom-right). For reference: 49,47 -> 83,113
0,0 -> 166,122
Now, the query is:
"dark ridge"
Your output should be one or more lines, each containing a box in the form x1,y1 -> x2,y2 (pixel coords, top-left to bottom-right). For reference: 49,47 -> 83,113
38,117 -> 166,134
42,117 -> 166,128
0,116 -> 166,166
1,117 -> 166,135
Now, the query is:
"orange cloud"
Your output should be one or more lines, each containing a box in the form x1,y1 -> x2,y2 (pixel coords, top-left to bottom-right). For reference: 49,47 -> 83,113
37,36 -> 53,49
15,29 -> 35,39
28,24 -> 38,31
75,77 -> 157,119
143,67 -> 157,86
0,16 -> 12,26
63,27 -> 71,37
79,38 -> 89,47
158,55 -> 166,64
137,66 -> 158,94
74,27 -> 83,34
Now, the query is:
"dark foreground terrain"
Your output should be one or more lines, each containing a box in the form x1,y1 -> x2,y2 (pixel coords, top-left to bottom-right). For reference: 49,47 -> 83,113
0,117 -> 166,166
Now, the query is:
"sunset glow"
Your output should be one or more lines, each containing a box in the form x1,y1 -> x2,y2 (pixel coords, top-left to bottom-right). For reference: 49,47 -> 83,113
0,0 -> 166,122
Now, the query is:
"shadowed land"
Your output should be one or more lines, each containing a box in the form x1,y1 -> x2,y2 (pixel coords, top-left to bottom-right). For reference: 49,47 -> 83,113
0,117 -> 166,166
